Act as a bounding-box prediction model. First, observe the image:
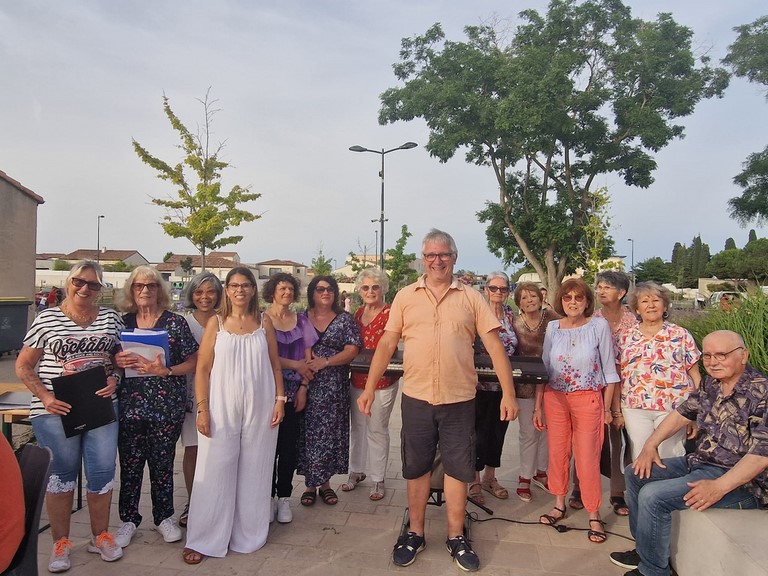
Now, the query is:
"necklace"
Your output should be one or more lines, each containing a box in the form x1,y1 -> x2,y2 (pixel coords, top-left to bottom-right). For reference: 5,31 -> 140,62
62,302 -> 97,325
521,310 -> 546,333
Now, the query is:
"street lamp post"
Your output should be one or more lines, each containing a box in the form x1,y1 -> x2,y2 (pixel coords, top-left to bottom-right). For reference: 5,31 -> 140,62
627,238 -> 635,285
374,229 -> 379,268
96,215 -> 105,263
349,141 -> 417,271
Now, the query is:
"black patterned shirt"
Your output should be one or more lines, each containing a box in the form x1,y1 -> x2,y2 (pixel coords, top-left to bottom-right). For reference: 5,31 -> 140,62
677,365 -> 768,507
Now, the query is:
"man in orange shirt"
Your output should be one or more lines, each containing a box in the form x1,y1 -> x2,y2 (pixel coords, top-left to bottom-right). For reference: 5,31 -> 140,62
359,228 -> 518,572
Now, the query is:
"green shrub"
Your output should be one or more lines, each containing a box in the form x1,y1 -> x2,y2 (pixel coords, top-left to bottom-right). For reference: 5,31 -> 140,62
677,291 -> 768,375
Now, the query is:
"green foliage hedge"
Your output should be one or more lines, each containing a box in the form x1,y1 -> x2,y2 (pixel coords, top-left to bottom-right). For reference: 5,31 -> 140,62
677,291 -> 768,375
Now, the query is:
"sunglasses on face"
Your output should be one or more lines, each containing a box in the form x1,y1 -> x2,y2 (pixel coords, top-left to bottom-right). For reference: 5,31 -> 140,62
315,286 -> 334,294
486,285 -> 509,294
133,282 -> 159,292
562,293 -> 585,302
71,277 -> 102,291
360,285 -> 381,292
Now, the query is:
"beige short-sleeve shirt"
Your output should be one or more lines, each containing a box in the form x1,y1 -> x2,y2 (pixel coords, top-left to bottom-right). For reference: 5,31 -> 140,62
386,275 -> 500,405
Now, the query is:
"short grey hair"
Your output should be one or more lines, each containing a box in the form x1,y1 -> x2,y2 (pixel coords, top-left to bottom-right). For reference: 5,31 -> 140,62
355,267 -> 389,294
421,228 -> 458,257
485,271 -> 509,286
67,260 -> 104,286
627,281 -> 671,313
183,272 -> 223,309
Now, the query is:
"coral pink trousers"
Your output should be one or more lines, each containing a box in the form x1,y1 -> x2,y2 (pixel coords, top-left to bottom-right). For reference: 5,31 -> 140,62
543,388 -> 605,513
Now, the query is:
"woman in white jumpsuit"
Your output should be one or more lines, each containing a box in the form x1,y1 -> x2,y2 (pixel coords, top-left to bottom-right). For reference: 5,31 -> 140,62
182,268 -> 285,563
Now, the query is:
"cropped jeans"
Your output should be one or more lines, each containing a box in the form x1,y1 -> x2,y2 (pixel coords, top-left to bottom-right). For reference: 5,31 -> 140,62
32,406 -> 118,494
625,456 -> 758,576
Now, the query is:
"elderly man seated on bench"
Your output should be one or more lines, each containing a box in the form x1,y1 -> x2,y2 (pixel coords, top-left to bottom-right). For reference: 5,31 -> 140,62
610,329 -> 768,576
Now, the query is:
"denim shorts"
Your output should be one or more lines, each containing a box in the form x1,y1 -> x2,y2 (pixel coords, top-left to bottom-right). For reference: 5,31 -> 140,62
400,395 -> 475,482
32,403 -> 118,494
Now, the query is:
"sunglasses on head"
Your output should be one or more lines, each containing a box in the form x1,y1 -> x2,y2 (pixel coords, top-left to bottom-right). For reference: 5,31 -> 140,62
71,277 -> 102,291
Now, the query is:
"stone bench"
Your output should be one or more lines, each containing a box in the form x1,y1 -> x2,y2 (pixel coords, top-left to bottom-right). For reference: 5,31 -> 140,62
671,508 -> 768,575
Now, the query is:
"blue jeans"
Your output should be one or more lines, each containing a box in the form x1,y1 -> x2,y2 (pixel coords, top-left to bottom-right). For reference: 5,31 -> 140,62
32,406 -> 118,494
625,456 -> 758,576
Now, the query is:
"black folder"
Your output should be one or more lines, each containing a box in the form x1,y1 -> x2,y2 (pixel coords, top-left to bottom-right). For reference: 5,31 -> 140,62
51,366 -> 116,438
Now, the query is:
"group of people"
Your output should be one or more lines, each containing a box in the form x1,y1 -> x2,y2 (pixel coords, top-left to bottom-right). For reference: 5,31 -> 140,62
13,227 -> 768,576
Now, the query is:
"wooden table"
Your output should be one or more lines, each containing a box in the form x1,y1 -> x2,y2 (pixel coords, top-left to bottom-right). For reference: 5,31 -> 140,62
0,382 -> 31,444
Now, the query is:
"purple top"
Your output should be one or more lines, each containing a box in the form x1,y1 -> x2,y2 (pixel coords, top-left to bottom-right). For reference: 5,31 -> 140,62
274,313 -> 319,400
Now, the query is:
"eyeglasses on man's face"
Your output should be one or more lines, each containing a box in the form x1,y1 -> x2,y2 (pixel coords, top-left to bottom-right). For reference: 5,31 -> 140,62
133,282 -> 159,292
701,347 -> 744,362
486,285 -> 509,294
71,277 -> 102,291
422,252 -> 454,262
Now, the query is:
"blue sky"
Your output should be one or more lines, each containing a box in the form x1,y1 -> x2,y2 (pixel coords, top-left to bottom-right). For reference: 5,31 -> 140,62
1,0 -> 766,274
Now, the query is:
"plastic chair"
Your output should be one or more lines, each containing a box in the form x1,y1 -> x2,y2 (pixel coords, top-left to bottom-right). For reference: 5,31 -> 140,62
2,445 -> 52,576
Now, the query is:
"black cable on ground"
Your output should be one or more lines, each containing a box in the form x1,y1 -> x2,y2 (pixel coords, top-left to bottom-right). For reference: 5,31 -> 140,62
466,511 -> 636,542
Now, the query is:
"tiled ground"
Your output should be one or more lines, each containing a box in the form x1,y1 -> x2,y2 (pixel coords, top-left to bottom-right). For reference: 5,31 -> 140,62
1,354 -> 634,575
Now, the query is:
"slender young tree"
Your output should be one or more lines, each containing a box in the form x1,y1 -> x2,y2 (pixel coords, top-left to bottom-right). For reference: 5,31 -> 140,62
133,90 -> 260,271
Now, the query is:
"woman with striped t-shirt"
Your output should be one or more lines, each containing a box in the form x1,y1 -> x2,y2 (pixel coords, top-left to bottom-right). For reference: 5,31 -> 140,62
16,260 -> 125,572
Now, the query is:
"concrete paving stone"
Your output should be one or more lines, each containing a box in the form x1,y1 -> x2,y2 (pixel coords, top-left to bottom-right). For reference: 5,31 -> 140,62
537,544 -> 628,575
474,538 -> 543,571
266,522 -> 327,547
318,525 -> 395,551
255,557 -> 361,576
346,511 -> 400,531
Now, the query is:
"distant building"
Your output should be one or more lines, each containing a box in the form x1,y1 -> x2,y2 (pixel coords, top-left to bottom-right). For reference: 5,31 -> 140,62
1,170 -> 44,309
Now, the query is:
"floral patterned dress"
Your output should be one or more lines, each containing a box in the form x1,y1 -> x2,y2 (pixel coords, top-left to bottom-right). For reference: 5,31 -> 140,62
296,312 -> 361,487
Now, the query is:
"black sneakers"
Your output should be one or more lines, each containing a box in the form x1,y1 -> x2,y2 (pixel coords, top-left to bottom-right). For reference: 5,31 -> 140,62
392,531 -> 425,567
446,535 -> 480,572
610,549 -> 640,570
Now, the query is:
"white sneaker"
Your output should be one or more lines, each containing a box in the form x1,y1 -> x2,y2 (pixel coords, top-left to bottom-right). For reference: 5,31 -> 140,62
269,496 -> 277,523
277,497 -> 292,523
87,532 -> 123,562
115,521 -> 137,548
155,517 -> 182,543
48,538 -> 72,573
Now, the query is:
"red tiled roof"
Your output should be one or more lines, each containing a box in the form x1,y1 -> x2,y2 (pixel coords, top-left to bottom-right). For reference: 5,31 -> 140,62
0,170 -> 45,204
257,259 -> 308,268
65,249 -> 147,262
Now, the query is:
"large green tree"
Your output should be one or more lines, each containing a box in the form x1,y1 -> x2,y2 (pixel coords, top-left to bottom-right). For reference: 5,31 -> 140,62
724,16 -> 768,226
633,257 -> 673,284
133,90 -> 260,271
378,0 -> 727,291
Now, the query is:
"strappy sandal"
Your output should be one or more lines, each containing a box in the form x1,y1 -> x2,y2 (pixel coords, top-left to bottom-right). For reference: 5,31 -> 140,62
568,490 -> 584,510
516,477 -> 532,502
482,477 -> 509,499
300,489 -> 317,506
182,548 -> 205,565
370,481 -> 385,501
467,482 -> 485,505
610,495 -> 629,516
319,487 -> 338,505
539,505 -> 567,526
340,472 -> 366,492
588,519 -> 607,543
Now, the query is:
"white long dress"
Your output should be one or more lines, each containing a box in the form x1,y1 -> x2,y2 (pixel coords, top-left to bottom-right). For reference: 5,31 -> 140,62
185,319 -> 279,556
